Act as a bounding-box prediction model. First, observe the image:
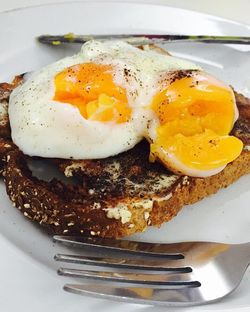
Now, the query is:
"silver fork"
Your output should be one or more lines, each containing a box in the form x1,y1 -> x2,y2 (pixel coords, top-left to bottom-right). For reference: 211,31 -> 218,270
53,235 -> 250,306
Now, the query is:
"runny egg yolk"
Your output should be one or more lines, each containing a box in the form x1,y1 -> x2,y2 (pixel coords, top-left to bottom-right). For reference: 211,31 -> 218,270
53,63 -> 131,123
150,71 -> 243,173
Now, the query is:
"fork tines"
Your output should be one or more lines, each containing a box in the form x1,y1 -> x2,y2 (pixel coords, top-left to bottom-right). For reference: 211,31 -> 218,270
53,235 -> 186,257
53,235 -> 206,305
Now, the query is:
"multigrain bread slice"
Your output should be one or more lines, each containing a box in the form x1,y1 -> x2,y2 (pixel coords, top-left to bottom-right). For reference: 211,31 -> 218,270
1,89 -> 250,237
1,47 -> 250,238
3,126 -> 250,238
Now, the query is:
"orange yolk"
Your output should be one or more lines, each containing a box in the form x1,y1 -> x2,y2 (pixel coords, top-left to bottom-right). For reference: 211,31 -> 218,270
151,72 -> 243,172
53,63 -> 131,123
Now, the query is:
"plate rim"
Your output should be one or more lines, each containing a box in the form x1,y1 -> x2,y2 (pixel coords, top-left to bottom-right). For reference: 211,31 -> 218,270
0,2 -> 250,312
1,0 -> 250,30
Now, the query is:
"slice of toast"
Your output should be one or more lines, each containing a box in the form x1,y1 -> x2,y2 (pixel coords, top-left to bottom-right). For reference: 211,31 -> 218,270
1,47 -> 250,238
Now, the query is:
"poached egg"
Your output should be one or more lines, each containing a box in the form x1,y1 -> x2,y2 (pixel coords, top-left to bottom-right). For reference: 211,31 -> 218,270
8,40 -> 243,177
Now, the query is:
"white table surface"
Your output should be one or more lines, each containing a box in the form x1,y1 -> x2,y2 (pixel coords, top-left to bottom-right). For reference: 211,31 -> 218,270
0,1 -> 249,312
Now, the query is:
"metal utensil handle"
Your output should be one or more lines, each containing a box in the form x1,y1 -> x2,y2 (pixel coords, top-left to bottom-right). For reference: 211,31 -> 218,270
37,34 -> 250,45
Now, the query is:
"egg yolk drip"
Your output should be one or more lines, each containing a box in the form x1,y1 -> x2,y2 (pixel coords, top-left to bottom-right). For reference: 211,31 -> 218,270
54,63 -> 131,123
151,71 -> 243,172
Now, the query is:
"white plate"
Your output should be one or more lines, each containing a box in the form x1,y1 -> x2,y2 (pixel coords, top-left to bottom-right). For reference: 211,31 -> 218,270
1,2 -> 250,311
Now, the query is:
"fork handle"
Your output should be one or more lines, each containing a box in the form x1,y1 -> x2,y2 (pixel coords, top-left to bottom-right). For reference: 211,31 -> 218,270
37,34 -> 250,46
